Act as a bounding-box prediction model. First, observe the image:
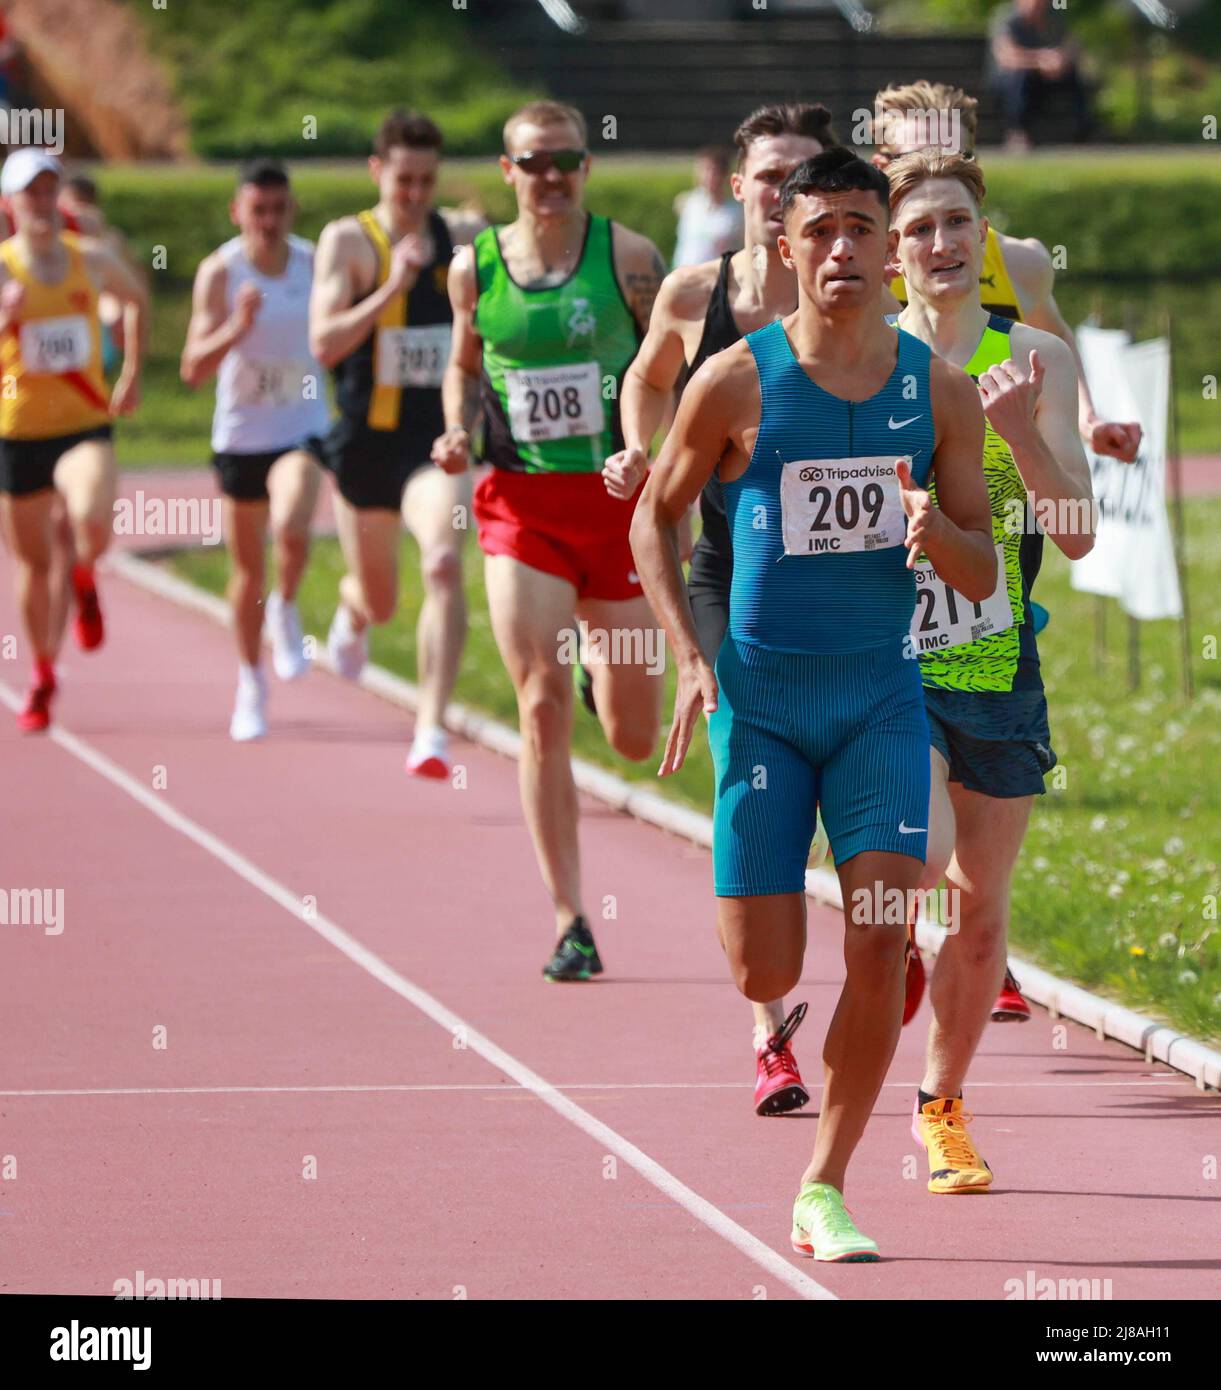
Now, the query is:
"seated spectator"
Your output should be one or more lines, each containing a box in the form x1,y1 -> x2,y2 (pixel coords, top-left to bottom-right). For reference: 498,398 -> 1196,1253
671,145 -> 743,268
989,0 -> 1091,151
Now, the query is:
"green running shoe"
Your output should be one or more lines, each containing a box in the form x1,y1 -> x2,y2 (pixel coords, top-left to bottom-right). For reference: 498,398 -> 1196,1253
790,1182 -> 879,1262
542,916 -> 604,981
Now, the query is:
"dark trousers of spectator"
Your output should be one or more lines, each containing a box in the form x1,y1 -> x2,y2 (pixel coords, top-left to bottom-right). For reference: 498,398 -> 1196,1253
993,68 -> 1091,142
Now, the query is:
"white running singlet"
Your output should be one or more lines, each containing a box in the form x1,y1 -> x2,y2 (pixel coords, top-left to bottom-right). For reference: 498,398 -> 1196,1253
211,234 -> 329,454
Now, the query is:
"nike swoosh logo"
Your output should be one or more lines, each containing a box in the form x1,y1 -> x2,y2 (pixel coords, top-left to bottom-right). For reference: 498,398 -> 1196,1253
570,941 -> 596,957
888,415 -> 921,430
898,822 -> 926,834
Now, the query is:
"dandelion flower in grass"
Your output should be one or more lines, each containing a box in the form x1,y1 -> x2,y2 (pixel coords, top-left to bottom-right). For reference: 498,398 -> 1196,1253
1091,814 -> 1108,832
1178,969 -> 1199,985
1163,836 -> 1185,856
1158,932 -> 1178,948
1032,856 -> 1050,871
1108,883 -> 1125,899
1129,945 -> 1146,956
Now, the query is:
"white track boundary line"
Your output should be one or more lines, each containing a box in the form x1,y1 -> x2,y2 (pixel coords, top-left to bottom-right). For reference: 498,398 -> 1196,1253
0,1079 -> 1190,1099
109,549 -> 1221,1093
0,679 -> 836,1302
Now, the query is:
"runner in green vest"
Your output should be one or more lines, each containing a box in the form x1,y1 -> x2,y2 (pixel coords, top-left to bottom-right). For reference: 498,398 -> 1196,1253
432,99 -> 666,980
886,148 -> 1095,1196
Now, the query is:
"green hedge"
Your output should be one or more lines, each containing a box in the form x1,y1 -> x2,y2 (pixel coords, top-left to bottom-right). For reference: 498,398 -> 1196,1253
124,0 -> 538,159
102,152 -> 1221,283
98,157 -> 1220,465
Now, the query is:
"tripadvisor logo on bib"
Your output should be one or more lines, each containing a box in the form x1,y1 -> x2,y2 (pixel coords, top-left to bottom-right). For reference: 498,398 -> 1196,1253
565,297 -> 597,347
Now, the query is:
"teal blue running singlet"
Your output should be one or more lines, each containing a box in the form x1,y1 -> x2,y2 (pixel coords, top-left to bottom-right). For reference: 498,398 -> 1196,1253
724,319 -> 935,655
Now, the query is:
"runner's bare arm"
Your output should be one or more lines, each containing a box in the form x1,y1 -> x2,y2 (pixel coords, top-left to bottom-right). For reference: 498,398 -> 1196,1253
612,223 -> 668,335
619,266 -> 710,454
631,347 -> 756,775
993,327 -> 1095,561
433,244 -> 482,473
85,242 -> 148,414
631,349 -> 748,666
1005,234 -> 1141,462
917,359 -> 996,600
179,253 -> 243,386
309,219 -> 408,369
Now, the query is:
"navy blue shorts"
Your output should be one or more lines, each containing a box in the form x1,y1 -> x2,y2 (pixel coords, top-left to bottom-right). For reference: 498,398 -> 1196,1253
924,685 -> 1056,799
709,635 -> 931,897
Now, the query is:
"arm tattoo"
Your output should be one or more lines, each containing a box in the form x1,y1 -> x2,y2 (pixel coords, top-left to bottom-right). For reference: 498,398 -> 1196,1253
624,249 -> 666,332
460,372 -> 481,433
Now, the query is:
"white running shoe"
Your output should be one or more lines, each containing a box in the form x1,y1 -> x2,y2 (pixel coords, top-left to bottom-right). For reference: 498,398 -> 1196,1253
266,591 -> 310,681
405,725 -> 450,780
229,665 -> 268,742
326,603 -> 368,681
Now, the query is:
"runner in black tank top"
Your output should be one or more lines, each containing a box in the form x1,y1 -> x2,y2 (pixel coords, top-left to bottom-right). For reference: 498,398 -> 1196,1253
685,251 -> 740,663
617,108 -> 834,1120
310,111 -> 483,781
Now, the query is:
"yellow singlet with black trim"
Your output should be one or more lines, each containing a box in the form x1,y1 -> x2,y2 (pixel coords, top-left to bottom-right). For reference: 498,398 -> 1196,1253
890,226 -> 1022,321
0,232 -> 109,439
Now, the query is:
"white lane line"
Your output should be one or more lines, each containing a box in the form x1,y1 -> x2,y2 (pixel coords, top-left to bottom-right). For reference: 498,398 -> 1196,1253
0,683 -> 836,1302
0,1079 -> 1193,1099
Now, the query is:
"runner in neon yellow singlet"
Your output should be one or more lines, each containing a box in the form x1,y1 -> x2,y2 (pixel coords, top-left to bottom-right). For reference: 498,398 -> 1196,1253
886,148 -> 1095,1196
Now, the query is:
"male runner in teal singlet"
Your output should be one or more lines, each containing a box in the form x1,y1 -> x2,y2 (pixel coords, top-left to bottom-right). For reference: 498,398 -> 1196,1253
631,148 -> 996,1260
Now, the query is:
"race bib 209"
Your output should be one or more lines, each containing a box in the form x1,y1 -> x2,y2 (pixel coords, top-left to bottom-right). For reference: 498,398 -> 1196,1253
779,456 -> 906,556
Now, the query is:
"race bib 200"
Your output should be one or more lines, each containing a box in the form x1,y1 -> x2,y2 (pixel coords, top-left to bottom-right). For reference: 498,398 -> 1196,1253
20,315 -> 91,375
779,456 -> 906,556
375,324 -> 452,389
504,362 -> 602,444
911,542 -> 1013,652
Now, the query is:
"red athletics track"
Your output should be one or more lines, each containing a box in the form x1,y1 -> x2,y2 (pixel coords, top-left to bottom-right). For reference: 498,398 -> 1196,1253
1,540 -> 1218,1302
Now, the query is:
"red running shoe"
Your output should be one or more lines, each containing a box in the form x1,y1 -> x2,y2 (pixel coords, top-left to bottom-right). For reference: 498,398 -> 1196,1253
904,932 -> 926,1025
992,967 -> 1031,1022
17,676 -> 56,733
72,565 -> 104,651
754,1002 -> 810,1116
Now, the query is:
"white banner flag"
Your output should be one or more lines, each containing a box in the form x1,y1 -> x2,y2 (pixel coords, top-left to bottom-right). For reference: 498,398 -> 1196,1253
1070,325 -> 1182,620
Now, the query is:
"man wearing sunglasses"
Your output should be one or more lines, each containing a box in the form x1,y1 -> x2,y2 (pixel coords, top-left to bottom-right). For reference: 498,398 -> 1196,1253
432,100 -> 666,981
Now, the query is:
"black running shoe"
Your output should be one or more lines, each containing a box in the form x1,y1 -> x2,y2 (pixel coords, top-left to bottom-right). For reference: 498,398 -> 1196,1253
543,916 -> 604,981
576,663 -> 597,717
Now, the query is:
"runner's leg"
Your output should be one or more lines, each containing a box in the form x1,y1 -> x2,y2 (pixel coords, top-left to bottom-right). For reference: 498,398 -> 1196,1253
485,552 -> 584,934
573,593 -> 662,762
1,490 -> 57,661
223,496 -> 270,667
53,439 -> 117,568
332,490 -> 401,628
267,448 -> 321,602
800,849 -> 918,1193
400,463 -> 471,732
923,789 -> 1033,1098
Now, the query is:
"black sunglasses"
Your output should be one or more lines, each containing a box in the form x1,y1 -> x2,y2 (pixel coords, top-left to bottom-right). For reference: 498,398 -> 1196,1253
509,148 -> 587,175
